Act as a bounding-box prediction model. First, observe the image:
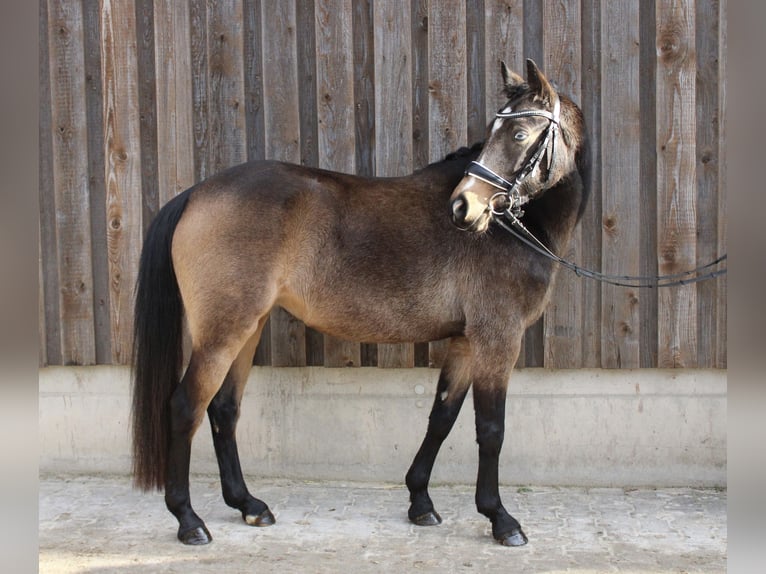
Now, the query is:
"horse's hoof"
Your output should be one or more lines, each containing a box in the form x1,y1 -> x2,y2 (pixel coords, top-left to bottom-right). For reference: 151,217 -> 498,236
178,525 -> 212,545
498,527 -> 528,547
244,508 -> 275,527
410,510 -> 442,526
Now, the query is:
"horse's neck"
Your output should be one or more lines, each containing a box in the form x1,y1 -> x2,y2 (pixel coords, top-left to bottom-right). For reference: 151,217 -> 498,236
524,171 -> 585,253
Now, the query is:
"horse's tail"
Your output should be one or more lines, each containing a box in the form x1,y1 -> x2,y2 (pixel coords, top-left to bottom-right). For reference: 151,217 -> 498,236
131,189 -> 193,491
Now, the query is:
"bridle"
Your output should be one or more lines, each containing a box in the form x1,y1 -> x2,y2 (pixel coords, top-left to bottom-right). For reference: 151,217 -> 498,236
464,97 -> 561,220
460,96 -> 728,288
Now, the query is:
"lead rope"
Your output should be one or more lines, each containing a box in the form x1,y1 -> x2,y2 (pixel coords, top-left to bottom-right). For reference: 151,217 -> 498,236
494,213 -> 727,288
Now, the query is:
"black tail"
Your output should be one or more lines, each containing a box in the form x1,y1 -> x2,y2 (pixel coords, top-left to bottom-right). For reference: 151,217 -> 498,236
131,189 -> 193,491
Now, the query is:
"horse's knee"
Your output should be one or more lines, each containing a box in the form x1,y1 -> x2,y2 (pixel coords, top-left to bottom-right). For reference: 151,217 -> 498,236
476,420 -> 504,456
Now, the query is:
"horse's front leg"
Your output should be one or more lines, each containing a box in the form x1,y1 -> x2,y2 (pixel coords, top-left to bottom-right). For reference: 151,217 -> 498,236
406,337 -> 472,526
472,358 -> 527,546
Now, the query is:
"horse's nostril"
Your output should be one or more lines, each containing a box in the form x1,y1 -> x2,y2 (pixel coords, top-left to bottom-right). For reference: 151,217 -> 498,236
452,197 -> 468,222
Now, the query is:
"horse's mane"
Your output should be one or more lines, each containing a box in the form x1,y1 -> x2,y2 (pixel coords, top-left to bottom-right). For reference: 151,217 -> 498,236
442,141 -> 484,162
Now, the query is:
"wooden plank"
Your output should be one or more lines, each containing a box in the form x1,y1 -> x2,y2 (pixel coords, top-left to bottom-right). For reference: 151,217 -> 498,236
580,0 -> 603,368
466,0 -> 485,144
374,0 -> 415,369
315,0 -> 360,368
694,0 -> 723,368
715,0 -> 727,368
411,0 -> 429,171
427,0 -> 466,368
243,0 -> 266,163
39,0 -> 62,366
656,0 -> 697,367
542,0 -> 583,369
189,0 -> 209,182
261,0 -> 305,367
48,0 -> 96,365
83,0 -> 111,364
154,0 -> 194,207
207,1 -> 247,173
599,2 -> 641,368
639,1 -> 659,367
100,0 -> 144,364
483,0 -> 524,122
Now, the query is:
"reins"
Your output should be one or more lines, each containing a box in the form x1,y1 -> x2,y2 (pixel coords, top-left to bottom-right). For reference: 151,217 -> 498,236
493,212 -> 727,288
465,98 -> 727,288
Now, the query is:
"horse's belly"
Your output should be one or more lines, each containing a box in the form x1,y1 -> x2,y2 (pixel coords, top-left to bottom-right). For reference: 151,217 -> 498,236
279,293 -> 463,344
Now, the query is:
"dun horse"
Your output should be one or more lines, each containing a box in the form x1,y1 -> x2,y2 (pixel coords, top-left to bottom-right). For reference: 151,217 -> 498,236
132,59 -> 589,546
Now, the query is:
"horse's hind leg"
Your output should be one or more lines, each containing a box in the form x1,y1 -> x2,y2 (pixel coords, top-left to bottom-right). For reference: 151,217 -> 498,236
207,320 -> 275,527
406,337 -> 472,526
164,343 -> 240,544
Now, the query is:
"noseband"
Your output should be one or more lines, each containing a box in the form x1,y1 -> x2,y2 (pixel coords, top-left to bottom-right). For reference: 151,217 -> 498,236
464,97 -> 560,219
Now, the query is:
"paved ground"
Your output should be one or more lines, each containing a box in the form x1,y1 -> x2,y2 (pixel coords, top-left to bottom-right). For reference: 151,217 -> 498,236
39,475 -> 726,573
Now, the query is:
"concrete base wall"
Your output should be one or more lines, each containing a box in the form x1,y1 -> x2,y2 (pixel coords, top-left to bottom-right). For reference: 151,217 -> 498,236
39,366 -> 726,487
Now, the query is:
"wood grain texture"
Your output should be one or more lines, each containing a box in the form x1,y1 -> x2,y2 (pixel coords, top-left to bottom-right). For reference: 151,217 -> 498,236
600,1 -> 641,368
656,0 -> 698,367
543,0 -> 584,369
483,0 -> 524,123
154,0 -> 194,207
100,0 -> 144,364
48,0 -> 96,365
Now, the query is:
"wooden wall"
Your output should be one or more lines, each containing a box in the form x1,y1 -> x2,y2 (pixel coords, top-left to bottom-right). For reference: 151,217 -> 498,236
39,0 -> 727,369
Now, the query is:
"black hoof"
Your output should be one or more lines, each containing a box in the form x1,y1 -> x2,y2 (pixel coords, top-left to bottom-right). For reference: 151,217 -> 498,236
178,525 -> 212,545
244,508 -> 275,527
410,510 -> 442,526
498,527 -> 528,547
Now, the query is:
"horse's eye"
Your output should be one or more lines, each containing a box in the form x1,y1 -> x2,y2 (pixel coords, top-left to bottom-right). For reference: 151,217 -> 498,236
514,131 -> 527,141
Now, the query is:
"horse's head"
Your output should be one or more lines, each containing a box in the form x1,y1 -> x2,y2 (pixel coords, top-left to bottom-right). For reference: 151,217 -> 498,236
450,59 -> 583,232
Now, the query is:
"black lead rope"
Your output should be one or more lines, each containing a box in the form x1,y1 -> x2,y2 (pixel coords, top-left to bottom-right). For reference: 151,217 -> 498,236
494,215 -> 727,289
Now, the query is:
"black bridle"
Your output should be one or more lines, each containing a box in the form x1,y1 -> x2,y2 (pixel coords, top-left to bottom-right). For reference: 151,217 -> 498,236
464,97 -> 728,288
464,97 -> 561,219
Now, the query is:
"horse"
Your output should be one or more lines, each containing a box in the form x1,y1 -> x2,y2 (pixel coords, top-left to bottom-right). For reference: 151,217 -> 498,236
131,58 -> 589,547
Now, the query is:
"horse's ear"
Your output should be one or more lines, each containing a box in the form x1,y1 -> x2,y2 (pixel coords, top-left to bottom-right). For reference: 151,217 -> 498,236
501,61 -> 524,88
525,58 -> 556,104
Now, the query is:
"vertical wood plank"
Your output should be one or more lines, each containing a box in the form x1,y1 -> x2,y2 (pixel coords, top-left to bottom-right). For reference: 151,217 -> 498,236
542,0 -> 583,369
83,0 -> 111,364
154,0 -> 194,207
374,0 -> 415,369
580,0 -> 603,368
100,0 -> 144,364
261,0 -> 306,367
316,0 -> 361,367
39,0 -> 62,366
715,0 -> 727,368
466,0 -> 485,144
694,0 -> 723,368
600,1 -> 641,368
427,0 -> 466,368
243,0 -> 266,163
656,0 -> 697,367
484,0 -> 524,123
189,0 -> 209,182
48,0 -> 96,365
207,1 -> 247,173
411,0 -> 429,172
639,1 -> 659,367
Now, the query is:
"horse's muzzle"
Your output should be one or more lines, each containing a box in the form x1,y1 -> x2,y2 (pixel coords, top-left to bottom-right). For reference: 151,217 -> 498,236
449,180 -> 492,232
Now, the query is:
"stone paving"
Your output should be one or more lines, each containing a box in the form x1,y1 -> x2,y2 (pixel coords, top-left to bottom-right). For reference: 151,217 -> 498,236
39,475 -> 726,573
